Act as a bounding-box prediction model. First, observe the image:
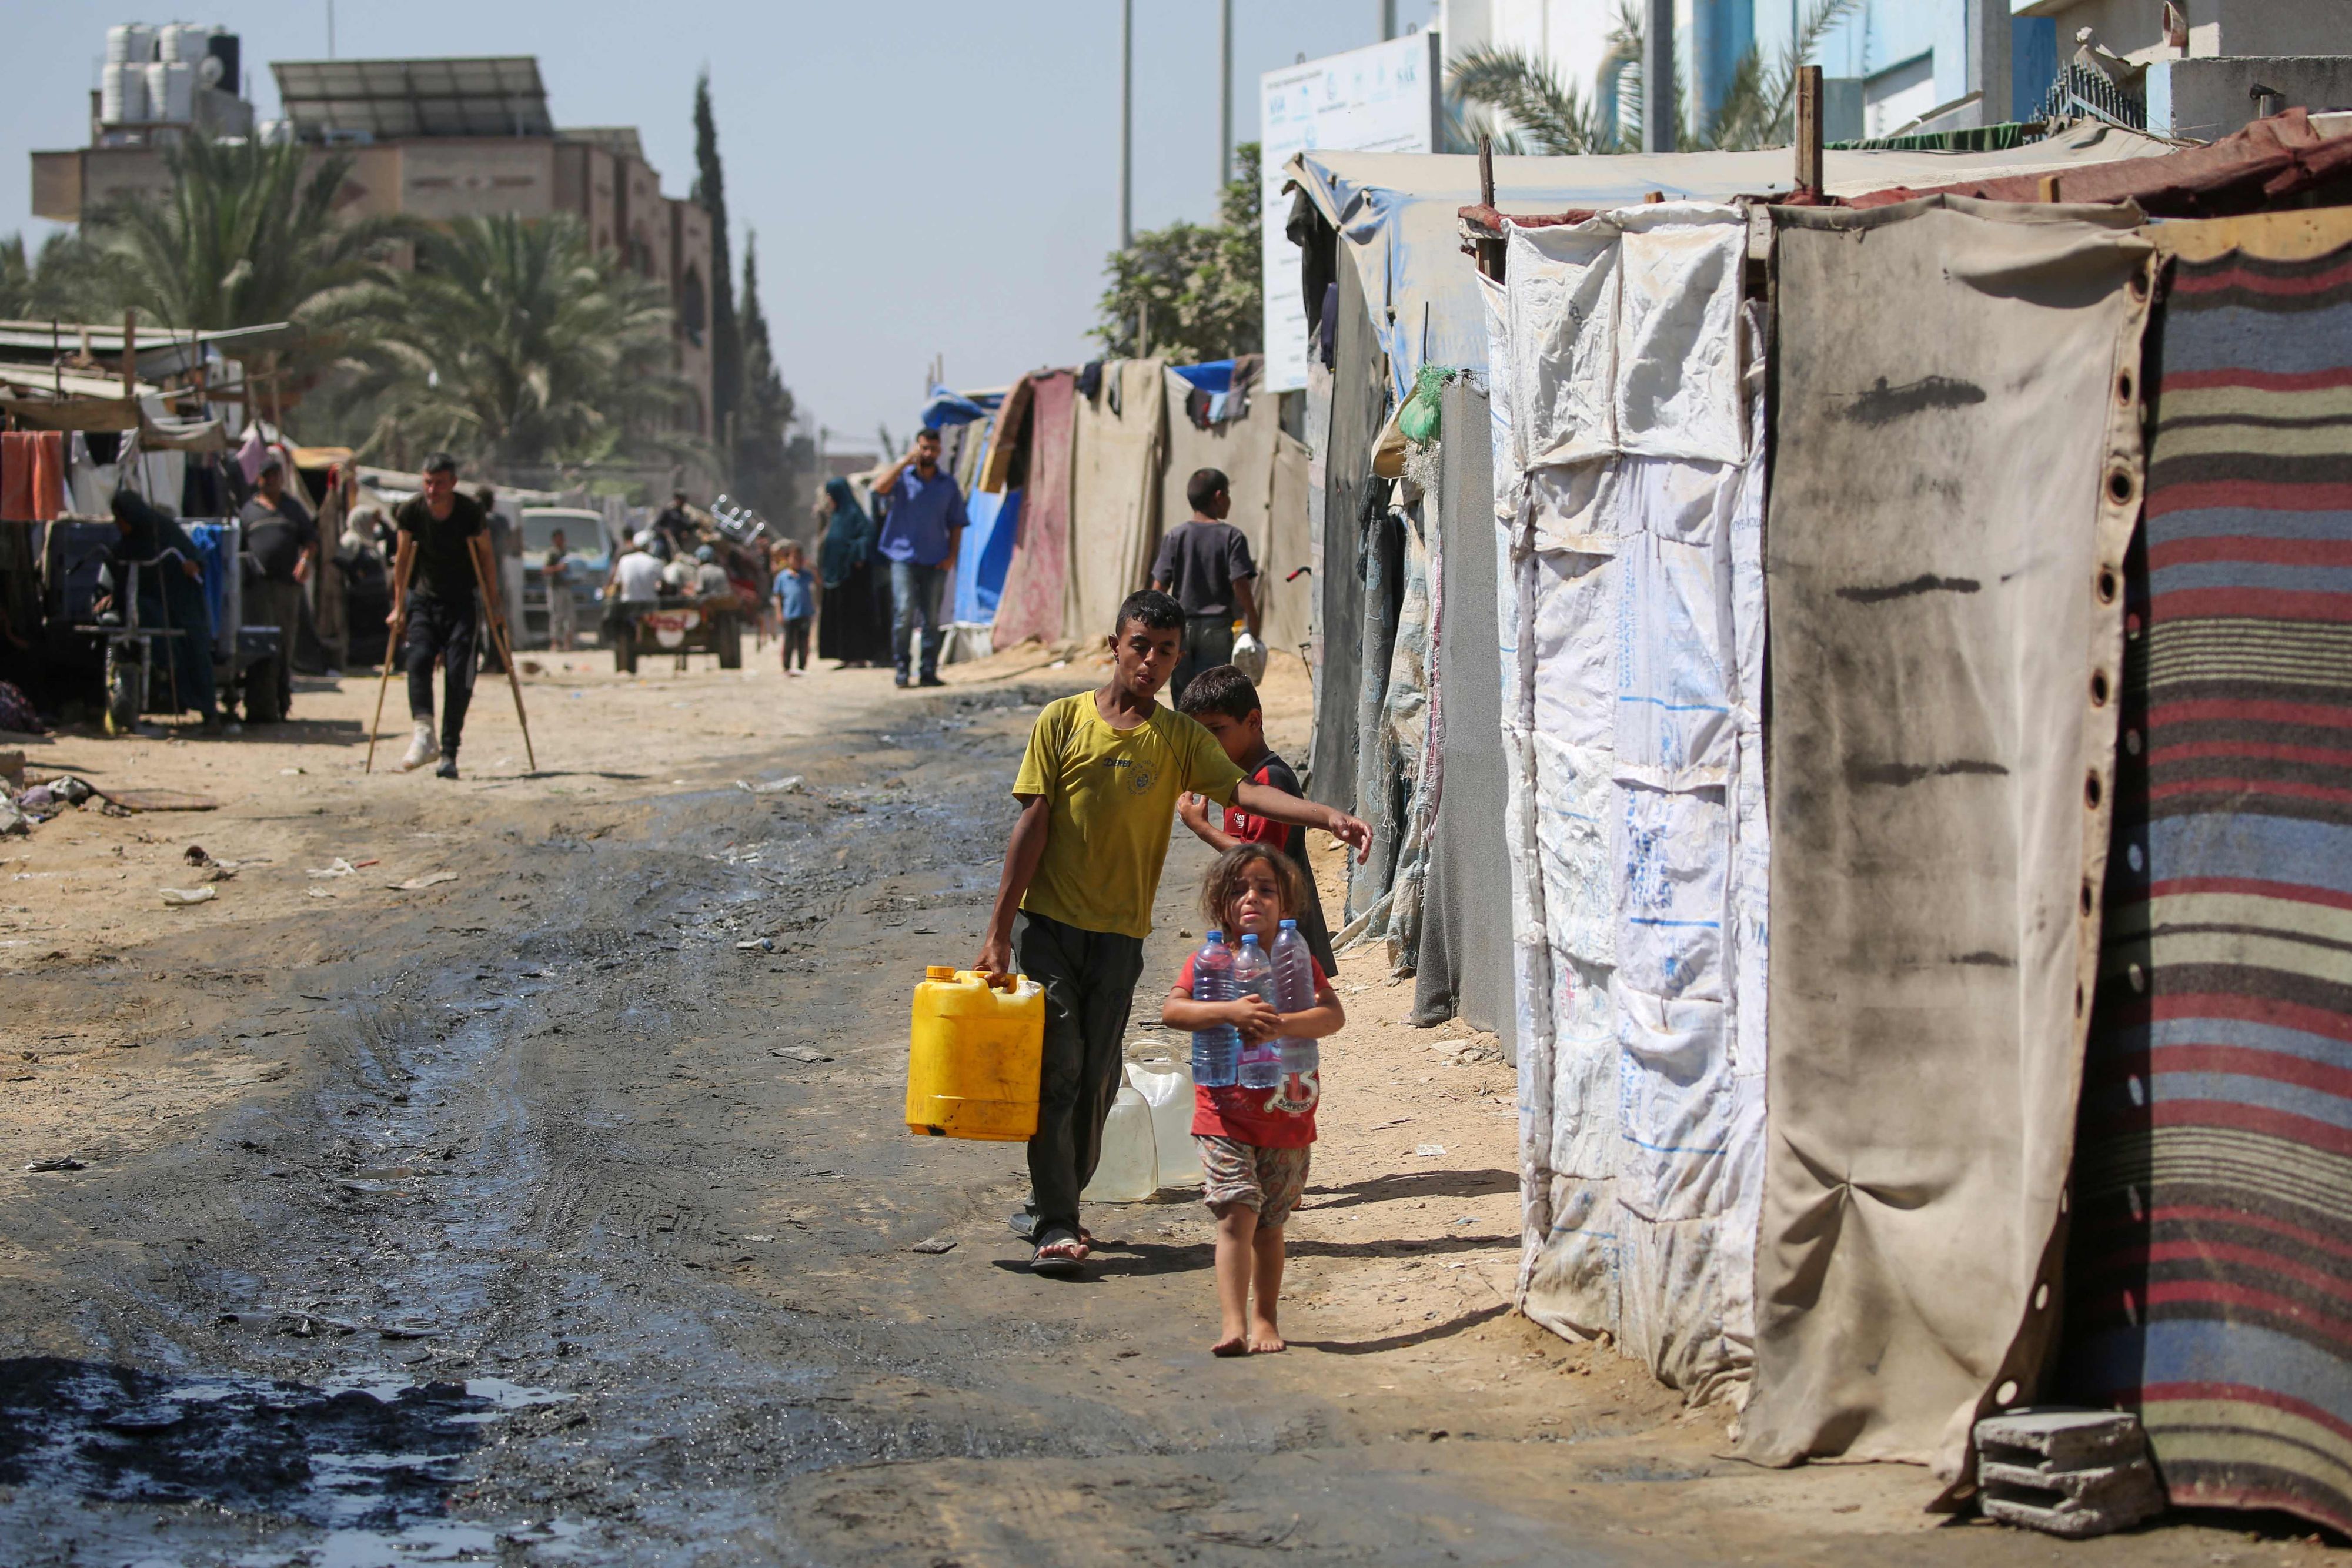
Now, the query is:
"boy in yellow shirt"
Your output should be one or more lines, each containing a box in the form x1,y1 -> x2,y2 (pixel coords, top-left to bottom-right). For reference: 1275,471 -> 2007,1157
975,589 -> 1369,1276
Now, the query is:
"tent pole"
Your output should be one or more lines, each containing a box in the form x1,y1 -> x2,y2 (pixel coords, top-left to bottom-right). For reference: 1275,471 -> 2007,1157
1218,0 -> 1234,190
1119,0 -> 1134,248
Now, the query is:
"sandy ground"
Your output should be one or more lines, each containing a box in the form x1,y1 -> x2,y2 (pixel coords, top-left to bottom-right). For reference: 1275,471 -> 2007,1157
0,640 -> 2336,1566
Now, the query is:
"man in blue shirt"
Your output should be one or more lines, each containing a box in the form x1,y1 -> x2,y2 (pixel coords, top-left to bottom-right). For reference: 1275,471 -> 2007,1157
873,427 -> 966,688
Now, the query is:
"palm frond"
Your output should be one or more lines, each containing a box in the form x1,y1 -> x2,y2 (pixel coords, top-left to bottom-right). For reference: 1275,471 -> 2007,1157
1447,45 -> 1616,156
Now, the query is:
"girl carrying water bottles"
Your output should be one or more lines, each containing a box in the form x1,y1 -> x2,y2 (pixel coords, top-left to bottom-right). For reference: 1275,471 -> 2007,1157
1160,843 -> 1345,1356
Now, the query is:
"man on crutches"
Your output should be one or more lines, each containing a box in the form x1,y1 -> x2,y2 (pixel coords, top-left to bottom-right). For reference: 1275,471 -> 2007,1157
385,452 -> 497,779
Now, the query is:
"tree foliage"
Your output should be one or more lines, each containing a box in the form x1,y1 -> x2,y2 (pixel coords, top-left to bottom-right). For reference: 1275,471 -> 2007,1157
1092,143 -> 1261,364
730,229 -> 802,525
71,138 -> 414,342
691,71 -> 741,449
1449,0 -> 1858,154
322,214 -> 690,470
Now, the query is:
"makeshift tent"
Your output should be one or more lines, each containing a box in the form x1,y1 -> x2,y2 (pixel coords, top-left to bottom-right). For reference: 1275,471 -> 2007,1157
1740,196 -> 2151,1479
1489,204 -> 1770,1405
1064,360 -> 1166,647
1157,356 -> 1314,663
2064,209 -> 2352,1538
1285,122 -> 2180,412
1411,374 -> 1515,1055
992,369 -> 1077,650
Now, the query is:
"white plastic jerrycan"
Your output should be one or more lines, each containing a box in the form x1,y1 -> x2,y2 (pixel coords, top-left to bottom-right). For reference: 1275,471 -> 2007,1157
1125,1044 -> 1201,1187
1082,1072 -> 1158,1202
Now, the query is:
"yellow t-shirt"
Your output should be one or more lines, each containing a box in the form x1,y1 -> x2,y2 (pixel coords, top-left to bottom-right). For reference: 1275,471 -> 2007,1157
1014,692 -> 1247,939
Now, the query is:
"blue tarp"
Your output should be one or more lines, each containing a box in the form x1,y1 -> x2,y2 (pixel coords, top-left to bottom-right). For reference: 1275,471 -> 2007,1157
1169,360 -> 1234,393
920,383 -> 1000,430
184,521 -> 233,641
953,487 -> 1021,625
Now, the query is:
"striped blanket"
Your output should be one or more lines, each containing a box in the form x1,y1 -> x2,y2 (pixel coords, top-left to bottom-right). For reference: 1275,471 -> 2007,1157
2067,242 -> 2352,1533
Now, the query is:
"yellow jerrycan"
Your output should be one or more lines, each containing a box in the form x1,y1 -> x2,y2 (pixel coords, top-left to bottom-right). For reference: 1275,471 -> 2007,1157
905,967 -> 1044,1141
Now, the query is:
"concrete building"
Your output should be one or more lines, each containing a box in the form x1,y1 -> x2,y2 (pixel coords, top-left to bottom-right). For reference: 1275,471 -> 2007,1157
31,52 -> 714,443
1438,0 -> 2352,144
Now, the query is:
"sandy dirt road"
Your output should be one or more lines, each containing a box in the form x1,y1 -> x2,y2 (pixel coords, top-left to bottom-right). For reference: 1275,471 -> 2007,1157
0,647 -> 2329,1566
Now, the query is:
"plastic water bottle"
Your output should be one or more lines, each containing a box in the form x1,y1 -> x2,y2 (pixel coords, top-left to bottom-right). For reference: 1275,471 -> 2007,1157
1190,931 -> 1240,1088
1234,933 -> 1281,1089
1271,919 -> 1319,1078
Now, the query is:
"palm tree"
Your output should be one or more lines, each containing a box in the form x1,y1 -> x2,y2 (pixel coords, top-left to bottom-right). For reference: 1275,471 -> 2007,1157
327,213 -> 691,470
1449,0 -> 1858,155
73,136 -> 412,336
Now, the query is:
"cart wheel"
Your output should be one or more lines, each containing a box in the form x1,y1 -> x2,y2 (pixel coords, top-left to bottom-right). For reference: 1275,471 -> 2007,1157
716,613 -> 743,670
244,657 -> 285,724
103,643 -> 142,737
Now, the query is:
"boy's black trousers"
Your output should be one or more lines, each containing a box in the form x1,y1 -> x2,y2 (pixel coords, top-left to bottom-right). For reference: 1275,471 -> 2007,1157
1017,911 -> 1147,1238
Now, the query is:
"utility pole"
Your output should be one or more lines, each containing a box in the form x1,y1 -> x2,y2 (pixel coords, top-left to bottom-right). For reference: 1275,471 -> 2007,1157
1119,0 -> 1134,248
1381,0 -> 1398,42
1218,0 -> 1234,190
327,0 -> 335,59
1641,0 -> 1674,153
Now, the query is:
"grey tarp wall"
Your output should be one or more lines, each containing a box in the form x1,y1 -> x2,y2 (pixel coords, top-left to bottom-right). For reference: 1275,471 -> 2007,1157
1067,360 -> 1168,646
1740,196 -> 2150,1479
1157,363 -> 1314,661
1307,252 -> 1389,810
1412,376 -> 1515,1058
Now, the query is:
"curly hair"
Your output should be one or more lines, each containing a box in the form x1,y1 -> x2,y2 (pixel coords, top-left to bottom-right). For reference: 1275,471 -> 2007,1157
1200,841 -> 1307,934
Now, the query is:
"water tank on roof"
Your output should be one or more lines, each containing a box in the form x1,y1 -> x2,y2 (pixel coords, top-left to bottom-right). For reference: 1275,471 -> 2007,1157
106,24 -> 156,65
158,22 -> 201,62
146,60 -> 193,124
102,61 -> 149,125
206,31 -> 239,96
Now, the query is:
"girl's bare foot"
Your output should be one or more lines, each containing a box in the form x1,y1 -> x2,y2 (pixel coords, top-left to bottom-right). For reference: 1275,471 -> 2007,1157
1247,1320 -> 1285,1353
1211,1332 -> 1249,1357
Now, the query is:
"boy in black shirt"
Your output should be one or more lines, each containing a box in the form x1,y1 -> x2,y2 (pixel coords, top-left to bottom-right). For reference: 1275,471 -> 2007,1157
386,452 -> 501,778
1175,664 -> 1338,974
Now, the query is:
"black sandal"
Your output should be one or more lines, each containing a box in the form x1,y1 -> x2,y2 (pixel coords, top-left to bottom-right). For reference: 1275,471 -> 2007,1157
1030,1227 -> 1087,1278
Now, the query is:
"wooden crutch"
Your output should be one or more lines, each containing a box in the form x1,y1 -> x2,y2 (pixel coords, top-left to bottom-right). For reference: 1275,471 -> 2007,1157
363,551 -> 412,774
467,539 -> 538,774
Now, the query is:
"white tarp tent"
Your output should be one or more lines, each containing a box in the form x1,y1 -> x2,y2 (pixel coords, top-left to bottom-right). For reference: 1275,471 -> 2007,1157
1488,205 -> 1770,1402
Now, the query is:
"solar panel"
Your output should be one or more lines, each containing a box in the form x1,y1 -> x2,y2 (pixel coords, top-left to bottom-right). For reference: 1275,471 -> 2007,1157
270,56 -> 553,141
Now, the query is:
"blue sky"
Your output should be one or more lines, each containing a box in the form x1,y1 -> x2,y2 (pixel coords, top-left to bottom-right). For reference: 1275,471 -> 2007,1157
4,2 -> 1434,450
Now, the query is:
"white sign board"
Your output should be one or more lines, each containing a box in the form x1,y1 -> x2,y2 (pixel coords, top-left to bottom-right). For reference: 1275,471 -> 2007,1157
1259,32 -> 1441,394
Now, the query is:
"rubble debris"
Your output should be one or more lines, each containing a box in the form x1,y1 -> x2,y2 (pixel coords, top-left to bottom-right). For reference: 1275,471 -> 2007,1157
160,886 -> 217,907
25,1156 -> 87,1173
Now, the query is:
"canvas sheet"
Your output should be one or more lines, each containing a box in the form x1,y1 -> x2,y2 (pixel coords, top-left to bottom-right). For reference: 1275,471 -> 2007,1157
1309,253 -> 1389,810
1064,360 -> 1167,648
1496,205 -> 1768,1403
2064,232 -> 2352,1536
1158,365 -> 1314,661
1413,376 -> 1519,1058
993,369 -> 1076,651
1743,196 -> 2151,1476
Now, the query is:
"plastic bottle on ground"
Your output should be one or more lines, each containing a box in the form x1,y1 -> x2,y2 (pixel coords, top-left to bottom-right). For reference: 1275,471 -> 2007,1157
1234,933 -> 1280,1089
1270,918 -> 1319,1078
1189,931 -> 1240,1088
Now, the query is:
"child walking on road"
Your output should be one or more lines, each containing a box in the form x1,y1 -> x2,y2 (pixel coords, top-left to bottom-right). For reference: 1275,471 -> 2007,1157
772,543 -> 814,676
974,589 -> 1369,1277
1161,844 -> 1345,1354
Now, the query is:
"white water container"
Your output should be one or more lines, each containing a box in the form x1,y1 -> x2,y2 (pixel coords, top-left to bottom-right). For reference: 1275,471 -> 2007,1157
1127,1045 -> 1202,1187
102,61 -> 149,125
107,24 -> 156,65
1080,1077 -> 1158,1203
147,61 -> 193,125
159,22 -> 211,62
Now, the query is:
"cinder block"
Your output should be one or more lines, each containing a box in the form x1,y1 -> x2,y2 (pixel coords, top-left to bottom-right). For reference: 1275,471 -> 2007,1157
1975,1406 -> 2165,1540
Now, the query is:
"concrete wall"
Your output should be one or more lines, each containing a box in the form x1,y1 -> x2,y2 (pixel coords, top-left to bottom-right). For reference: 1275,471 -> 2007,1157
399,138 -> 558,222
2149,54 -> 2352,139
2014,0 -> 2352,62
